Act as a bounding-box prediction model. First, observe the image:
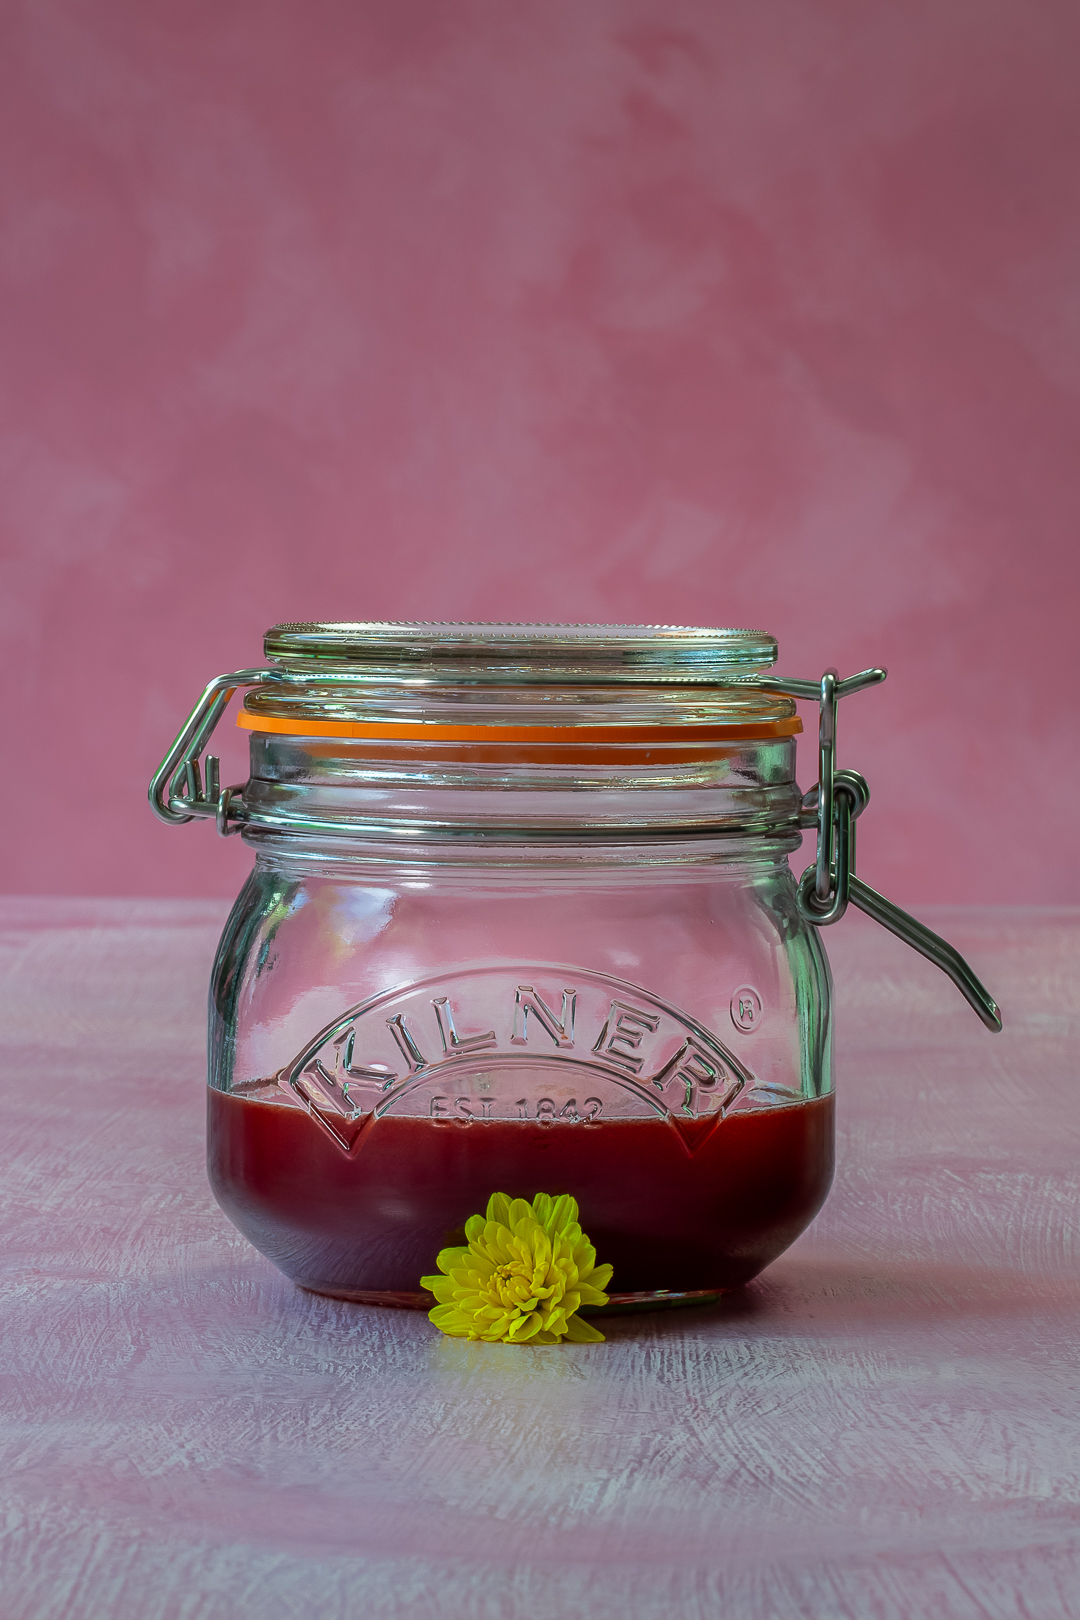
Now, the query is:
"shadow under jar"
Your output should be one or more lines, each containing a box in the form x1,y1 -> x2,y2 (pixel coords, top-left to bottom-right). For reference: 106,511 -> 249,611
149,622 -> 996,1315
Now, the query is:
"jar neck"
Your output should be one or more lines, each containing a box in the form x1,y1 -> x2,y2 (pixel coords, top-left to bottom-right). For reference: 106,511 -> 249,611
238,731 -> 805,851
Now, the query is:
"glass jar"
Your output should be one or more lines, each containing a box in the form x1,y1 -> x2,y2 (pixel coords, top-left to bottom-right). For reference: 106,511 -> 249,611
150,622 -> 999,1314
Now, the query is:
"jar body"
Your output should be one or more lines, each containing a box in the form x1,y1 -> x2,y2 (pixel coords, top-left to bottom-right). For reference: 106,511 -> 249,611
207,837 -> 834,1308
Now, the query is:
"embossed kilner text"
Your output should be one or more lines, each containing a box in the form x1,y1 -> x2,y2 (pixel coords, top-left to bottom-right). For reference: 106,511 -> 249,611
274,964 -> 757,1156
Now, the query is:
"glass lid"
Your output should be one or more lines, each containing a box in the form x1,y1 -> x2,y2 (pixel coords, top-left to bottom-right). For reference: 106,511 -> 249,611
264,622 -> 778,686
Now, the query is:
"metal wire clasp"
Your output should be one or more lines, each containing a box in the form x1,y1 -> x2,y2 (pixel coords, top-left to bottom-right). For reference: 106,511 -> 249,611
755,666 -> 1001,1032
147,668 -> 271,835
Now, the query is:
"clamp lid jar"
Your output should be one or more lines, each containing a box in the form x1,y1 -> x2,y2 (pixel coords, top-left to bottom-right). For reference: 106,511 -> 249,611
150,622 -> 999,1323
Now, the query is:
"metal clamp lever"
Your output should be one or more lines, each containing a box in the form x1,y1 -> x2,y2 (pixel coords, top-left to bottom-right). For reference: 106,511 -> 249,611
846,876 -> 1002,1032
148,668 -> 271,833
756,666 -> 1001,1033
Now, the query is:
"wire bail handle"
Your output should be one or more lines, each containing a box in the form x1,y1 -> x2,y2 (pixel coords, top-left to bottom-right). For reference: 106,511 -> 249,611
147,668 -> 271,835
756,666 -> 1001,1032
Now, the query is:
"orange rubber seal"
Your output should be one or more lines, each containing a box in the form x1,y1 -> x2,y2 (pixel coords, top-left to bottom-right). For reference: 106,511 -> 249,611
236,713 -> 802,742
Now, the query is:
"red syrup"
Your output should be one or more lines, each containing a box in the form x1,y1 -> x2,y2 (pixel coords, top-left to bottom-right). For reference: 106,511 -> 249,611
208,1088 -> 834,1307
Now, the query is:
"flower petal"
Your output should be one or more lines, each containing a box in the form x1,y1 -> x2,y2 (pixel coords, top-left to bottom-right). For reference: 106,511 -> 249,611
506,1311 -> 543,1342
564,1313 -> 606,1342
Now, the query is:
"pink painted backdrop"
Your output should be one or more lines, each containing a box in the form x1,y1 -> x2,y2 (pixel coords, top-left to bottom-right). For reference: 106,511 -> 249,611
2,0 -> 1077,903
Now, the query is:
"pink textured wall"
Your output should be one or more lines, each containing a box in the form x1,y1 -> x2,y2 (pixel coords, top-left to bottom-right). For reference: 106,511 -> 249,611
2,0 -> 1077,903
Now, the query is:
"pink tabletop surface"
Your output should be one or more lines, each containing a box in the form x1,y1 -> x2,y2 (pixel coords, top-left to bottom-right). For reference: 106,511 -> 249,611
1,898 -> 1077,1619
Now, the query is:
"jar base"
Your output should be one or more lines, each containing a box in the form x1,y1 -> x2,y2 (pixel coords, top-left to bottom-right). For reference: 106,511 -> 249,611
299,1284 -> 728,1316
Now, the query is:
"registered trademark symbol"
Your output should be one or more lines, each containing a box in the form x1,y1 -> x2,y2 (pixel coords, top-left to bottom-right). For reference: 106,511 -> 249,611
729,986 -> 763,1033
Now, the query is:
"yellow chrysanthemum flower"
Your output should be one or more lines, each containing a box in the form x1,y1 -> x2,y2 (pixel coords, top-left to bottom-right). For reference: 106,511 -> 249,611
420,1192 -> 613,1344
